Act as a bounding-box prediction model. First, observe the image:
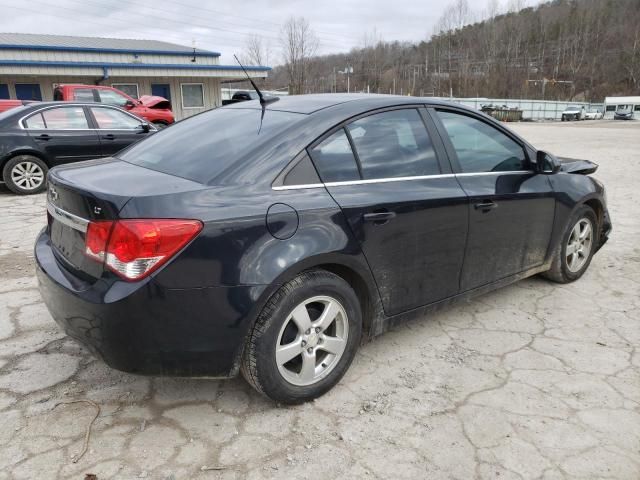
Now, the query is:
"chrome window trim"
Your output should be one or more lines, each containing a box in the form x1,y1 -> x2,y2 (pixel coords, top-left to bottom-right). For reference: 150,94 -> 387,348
47,202 -> 89,233
19,104 -> 149,131
272,170 -> 536,191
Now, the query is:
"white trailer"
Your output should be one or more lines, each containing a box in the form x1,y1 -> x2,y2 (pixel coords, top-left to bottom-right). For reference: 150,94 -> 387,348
603,96 -> 640,119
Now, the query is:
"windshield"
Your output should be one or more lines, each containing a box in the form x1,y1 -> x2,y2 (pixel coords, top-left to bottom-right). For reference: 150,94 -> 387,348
118,107 -> 304,184
566,106 -> 579,111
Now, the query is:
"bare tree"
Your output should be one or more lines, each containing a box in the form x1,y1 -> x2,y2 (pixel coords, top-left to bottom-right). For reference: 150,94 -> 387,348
243,34 -> 271,67
280,16 -> 319,94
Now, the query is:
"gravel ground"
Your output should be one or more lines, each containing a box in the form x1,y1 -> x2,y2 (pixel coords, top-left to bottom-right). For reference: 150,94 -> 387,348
0,120 -> 639,480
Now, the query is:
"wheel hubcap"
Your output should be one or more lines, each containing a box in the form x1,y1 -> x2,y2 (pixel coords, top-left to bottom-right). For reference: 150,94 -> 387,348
275,295 -> 348,386
11,161 -> 44,191
566,218 -> 593,273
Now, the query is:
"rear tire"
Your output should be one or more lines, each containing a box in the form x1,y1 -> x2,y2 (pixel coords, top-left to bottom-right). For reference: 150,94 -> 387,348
2,155 -> 48,195
241,270 -> 362,404
542,205 -> 597,283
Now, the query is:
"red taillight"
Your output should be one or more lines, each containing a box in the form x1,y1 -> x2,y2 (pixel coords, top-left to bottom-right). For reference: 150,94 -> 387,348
84,219 -> 202,281
86,221 -> 113,261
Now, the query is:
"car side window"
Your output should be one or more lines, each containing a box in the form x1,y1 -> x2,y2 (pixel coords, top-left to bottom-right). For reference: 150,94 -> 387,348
347,109 -> 440,179
90,107 -> 142,130
98,89 -> 128,107
74,89 -> 95,102
308,129 -> 360,182
41,107 -> 89,129
437,110 -> 528,173
24,112 -> 46,129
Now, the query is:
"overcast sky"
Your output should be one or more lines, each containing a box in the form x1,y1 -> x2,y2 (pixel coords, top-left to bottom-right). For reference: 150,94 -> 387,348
0,0 -> 534,65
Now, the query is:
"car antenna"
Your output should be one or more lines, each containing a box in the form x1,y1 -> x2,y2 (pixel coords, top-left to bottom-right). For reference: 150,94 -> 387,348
233,54 -> 278,133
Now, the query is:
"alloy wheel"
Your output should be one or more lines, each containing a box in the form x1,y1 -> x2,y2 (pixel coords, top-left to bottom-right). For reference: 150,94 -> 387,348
275,295 -> 349,386
566,218 -> 593,273
11,161 -> 45,191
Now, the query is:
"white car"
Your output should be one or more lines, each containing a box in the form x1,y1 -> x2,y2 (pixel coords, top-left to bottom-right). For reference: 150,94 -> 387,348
584,109 -> 603,120
561,106 -> 586,121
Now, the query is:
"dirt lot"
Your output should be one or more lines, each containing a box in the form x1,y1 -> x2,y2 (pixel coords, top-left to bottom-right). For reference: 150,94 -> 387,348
0,120 -> 639,480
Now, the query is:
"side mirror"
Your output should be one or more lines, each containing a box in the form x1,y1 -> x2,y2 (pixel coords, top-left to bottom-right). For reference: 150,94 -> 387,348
139,122 -> 151,133
124,100 -> 135,109
536,150 -> 561,174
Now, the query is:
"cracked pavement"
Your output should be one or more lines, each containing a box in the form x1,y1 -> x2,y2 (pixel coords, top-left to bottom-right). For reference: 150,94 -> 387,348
0,120 -> 639,479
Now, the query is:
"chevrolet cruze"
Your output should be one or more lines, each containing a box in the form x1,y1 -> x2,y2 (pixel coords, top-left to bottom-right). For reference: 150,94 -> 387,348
36,94 -> 611,403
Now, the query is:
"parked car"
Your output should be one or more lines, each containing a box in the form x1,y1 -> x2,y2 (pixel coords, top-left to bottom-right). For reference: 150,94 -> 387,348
584,108 -> 603,120
614,104 -> 634,120
53,85 -> 174,128
0,102 -> 155,194
36,94 -> 611,404
561,105 -> 585,121
221,90 -> 259,106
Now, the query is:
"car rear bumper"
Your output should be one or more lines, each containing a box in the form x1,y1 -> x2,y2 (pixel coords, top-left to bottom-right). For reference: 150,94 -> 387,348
35,228 -> 264,377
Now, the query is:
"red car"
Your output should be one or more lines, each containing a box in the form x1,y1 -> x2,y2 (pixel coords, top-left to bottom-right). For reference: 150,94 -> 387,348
0,99 -> 34,113
54,85 -> 174,127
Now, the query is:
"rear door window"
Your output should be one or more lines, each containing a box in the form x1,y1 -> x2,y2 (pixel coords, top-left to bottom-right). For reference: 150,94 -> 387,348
24,113 -> 46,129
346,109 -> 440,179
41,107 -> 89,129
308,129 -> 360,182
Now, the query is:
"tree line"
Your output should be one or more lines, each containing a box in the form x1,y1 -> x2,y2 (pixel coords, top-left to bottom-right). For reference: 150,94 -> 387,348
243,0 -> 640,101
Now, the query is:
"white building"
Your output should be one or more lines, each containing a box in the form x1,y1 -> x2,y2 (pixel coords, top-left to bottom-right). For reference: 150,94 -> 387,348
603,96 -> 640,119
0,33 -> 270,120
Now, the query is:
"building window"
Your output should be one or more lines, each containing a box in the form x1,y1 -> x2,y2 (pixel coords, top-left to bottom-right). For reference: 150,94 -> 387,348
181,83 -> 204,108
112,83 -> 139,99
15,84 -> 42,101
0,84 -> 9,99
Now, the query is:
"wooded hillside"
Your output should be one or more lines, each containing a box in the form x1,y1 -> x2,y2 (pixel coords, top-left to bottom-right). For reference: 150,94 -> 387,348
267,0 -> 640,101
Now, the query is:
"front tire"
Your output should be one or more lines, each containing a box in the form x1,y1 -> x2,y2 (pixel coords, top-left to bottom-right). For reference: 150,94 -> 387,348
542,205 -> 598,283
2,155 -> 48,195
241,270 -> 362,404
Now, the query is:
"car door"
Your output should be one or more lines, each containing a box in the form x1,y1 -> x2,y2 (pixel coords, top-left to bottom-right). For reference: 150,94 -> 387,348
431,108 -> 555,291
87,106 -> 151,157
24,106 -> 102,164
308,107 -> 469,316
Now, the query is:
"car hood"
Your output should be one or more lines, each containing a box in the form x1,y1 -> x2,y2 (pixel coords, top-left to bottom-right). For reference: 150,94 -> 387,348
139,95 -> 171,110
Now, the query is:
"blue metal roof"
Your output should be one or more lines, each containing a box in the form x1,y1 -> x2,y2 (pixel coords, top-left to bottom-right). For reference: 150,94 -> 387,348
0,33 -> 220,57
0,59 -> 271,72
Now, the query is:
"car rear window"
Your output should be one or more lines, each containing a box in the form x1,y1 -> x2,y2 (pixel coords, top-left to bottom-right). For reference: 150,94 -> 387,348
118,108 -> 303,183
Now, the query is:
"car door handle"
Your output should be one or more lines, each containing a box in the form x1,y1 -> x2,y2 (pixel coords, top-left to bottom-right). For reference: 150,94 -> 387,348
102,134 -> 116,140
363,211 -> 396,224
36,134 -> 50,141
474,201 -> 498,212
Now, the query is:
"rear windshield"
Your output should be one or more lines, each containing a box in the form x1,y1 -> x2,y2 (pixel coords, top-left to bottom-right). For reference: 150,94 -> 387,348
118,107 -> 303,183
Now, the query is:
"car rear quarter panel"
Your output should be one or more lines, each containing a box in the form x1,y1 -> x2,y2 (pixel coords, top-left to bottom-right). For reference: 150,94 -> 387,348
120,185 -> 375,291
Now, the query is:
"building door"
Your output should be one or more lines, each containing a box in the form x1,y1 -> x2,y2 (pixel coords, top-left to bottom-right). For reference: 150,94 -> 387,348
151,84 -> 171,102
0,84 -> 9,99
15,84 -> 42,101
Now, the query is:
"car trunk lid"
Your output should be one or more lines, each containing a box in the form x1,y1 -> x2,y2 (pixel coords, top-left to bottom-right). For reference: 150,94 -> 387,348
47,157 -> 205,280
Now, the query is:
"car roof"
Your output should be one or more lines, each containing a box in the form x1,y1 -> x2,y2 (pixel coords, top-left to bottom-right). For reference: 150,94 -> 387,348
224,93 -> 462,115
